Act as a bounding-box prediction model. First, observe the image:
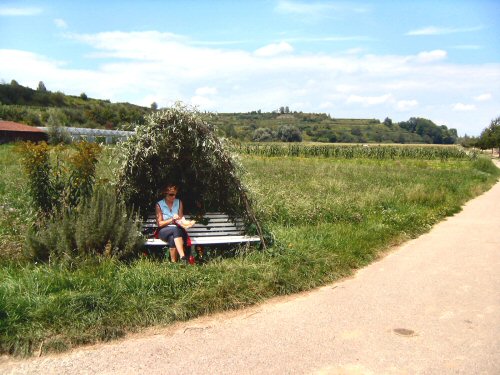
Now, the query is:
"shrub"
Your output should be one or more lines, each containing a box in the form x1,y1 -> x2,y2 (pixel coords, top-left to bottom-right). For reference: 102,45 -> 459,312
26,187 -> 143,263
252,127 -> 275,142
17,141 -> 102,216
277,125 -> 302,142
471,156 -> 499,175
46,109 -> 72,145
15,141 -> 53,213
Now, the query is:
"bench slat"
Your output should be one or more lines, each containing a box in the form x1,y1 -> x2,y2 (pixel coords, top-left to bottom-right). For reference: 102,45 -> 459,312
145,235 -> 260,246
187,231 -> 244,237
145,219 -> 243,225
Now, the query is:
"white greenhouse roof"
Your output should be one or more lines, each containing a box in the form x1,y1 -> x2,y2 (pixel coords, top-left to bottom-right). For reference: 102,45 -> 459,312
38,127 -> 135,137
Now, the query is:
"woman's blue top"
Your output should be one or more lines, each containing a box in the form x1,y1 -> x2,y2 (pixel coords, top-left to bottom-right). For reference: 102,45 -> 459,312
157,198 -> 180,226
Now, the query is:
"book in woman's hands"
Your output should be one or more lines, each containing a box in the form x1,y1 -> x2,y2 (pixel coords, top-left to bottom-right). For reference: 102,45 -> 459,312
176,217 -> 196,229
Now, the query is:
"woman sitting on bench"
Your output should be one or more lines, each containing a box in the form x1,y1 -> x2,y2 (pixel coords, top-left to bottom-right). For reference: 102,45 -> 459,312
155,183 -> 188,262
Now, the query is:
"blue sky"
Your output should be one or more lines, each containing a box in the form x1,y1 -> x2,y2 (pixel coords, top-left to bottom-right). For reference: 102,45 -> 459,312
1,0 -> 499,135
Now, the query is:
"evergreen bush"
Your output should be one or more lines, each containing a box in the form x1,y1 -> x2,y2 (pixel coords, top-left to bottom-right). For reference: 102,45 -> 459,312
26,187 -> 143,263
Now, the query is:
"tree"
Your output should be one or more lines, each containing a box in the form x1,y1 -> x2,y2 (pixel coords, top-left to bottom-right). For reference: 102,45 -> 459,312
46,108 -> 71,145
252,127 -> 275,142
478,116 -> 500,153
150,102 -> 158,110
277,125 -> 302,142
225,123 -> 237,139
10,79 -> 19,86
351,128 -> 362,136
398,117 -> 456,144
37,81 -> 47,92
383,117 -> 393,128
80,92 -> 88,100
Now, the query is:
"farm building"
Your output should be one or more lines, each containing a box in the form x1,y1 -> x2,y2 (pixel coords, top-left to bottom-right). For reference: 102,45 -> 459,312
0,120 -> 48,144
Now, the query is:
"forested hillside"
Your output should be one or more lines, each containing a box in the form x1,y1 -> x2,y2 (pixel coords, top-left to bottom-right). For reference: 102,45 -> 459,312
0,81 -> 150,129
0,81 -> 457,144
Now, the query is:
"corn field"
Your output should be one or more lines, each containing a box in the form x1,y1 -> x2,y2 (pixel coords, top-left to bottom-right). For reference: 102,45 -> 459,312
235,143 -> 477,160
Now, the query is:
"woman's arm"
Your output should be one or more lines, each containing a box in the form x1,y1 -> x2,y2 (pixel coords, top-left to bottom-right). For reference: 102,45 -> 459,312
178,200 -> 184,218
155,204 -> 176,228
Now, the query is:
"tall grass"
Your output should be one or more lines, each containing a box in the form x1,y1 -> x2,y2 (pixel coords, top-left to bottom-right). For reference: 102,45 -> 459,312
0,145 -> 32,260
236,143 -> 476,160
0,145 -> 498,356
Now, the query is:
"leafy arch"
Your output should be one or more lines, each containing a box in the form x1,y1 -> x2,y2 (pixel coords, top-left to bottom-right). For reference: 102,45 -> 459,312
116,104 -> 265,244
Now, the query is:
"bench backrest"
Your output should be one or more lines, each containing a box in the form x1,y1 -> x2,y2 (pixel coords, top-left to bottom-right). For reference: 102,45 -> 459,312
143,212 -> 246,239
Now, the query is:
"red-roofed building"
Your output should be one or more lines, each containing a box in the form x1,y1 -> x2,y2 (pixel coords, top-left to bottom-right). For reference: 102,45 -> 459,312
0,120 -> 48,144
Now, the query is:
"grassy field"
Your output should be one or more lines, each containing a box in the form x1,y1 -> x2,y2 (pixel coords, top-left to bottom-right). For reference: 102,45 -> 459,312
0,143 -> 498,356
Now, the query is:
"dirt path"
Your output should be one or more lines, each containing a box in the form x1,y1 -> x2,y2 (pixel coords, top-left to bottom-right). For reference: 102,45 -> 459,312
1,165 -> 500,374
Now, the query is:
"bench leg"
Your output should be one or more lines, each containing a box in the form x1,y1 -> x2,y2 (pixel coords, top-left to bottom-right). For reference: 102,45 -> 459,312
194,245 -> 205,262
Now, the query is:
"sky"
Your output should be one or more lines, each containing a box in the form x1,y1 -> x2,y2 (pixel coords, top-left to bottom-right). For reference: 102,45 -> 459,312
0,0 -> 499,136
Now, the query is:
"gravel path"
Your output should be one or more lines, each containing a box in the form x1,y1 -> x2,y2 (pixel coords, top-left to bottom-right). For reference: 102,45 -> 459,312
1,164 -> 499,374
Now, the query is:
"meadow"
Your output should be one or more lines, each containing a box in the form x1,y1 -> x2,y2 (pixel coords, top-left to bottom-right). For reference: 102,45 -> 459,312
0,143 -> 498,356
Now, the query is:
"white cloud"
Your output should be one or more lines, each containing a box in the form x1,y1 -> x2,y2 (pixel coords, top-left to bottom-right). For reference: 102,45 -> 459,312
414,50 -> 447,63
195,87 -> 218,96
319,101 -> 333,109
344,48 -> 365,55
0,6 -> 42,16
406,25 -> 483,36
1,31 -> 499,135
275,0 -> 369,17
284,35 -> 372,43
191,95 -> 216,109
396,100 -> 418,111
336,84 -> 358,93
346,94 -> 392,106
275,0 -> 337,16
474,93 -> 492,101
452,103 -> 476,111
254,42 -> 293,57
54,18 -> 68,29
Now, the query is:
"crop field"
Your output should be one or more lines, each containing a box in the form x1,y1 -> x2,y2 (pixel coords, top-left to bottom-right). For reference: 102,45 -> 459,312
0,143 -> 498,356
235,143 -> 475,160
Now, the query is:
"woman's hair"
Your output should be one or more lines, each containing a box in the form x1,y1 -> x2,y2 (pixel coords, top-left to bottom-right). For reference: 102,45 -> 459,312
162,183 -> 178,193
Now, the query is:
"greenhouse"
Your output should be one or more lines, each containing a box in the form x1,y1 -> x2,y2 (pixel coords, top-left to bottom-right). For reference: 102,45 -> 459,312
37,126 -> 134,144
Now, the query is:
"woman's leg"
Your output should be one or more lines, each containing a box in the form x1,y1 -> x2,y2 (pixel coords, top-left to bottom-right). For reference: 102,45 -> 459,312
173,228 -> 186,259
169,248 -> 178,262
159,226 -> 183,262
167,237 -> 185,262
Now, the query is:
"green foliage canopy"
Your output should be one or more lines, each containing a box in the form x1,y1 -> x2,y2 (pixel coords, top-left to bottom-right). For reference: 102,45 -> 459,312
116,104 -> 265,243
478,116 -> 500,150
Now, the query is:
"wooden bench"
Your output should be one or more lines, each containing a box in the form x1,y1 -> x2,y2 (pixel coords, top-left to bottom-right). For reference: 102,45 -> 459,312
142,212 -> 261,247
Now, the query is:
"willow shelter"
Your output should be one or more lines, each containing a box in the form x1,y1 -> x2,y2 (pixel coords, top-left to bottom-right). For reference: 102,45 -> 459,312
116,105 -> 266,247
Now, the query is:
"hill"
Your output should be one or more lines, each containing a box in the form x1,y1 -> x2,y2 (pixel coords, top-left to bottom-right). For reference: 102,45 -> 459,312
0,81 -> 150,130
0,81 -> 457,144
213,112 -> 458,144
